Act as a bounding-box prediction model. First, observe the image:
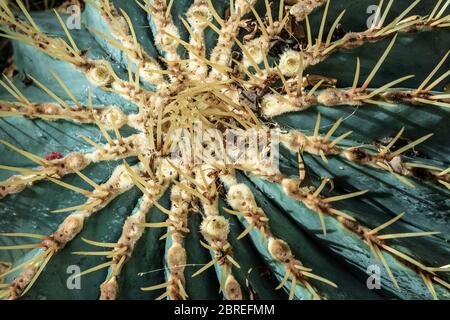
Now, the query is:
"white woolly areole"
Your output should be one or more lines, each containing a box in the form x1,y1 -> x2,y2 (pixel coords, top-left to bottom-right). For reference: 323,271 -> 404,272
87,62 -> 113,87
243,39 -> 266,68
227,183 -> 255,211
279,49 -> 304,77
187,4 -> 211,28
155,24 -> 180,50
200,215 -> 230,239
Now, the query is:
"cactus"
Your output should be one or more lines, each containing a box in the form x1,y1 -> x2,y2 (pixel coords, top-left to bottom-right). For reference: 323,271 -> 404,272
0,0 -> 449,300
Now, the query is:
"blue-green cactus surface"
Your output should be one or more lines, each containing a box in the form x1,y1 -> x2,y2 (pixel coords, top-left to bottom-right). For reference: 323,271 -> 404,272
0,0 -> 449,300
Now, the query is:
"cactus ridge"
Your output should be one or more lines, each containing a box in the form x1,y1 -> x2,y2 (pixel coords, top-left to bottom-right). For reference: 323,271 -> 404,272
0,0 -> 449,300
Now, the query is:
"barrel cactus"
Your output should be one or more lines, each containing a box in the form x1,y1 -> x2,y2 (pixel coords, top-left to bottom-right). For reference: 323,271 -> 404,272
0,0 -> 449,300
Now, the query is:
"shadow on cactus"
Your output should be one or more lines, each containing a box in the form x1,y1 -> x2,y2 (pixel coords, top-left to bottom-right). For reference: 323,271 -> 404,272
0,0 -> 449,300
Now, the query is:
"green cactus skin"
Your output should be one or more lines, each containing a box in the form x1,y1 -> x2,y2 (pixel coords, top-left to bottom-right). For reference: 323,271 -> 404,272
0,0 -> 449,300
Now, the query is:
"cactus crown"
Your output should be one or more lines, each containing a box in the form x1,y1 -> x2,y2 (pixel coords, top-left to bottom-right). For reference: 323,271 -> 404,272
0,0 -> 449,300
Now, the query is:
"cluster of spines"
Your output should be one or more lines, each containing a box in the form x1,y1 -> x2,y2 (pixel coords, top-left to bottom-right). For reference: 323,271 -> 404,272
0,0 -> 448,300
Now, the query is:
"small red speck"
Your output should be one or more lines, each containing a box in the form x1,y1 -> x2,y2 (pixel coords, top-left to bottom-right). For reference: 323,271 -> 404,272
45,151 -> 63,161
